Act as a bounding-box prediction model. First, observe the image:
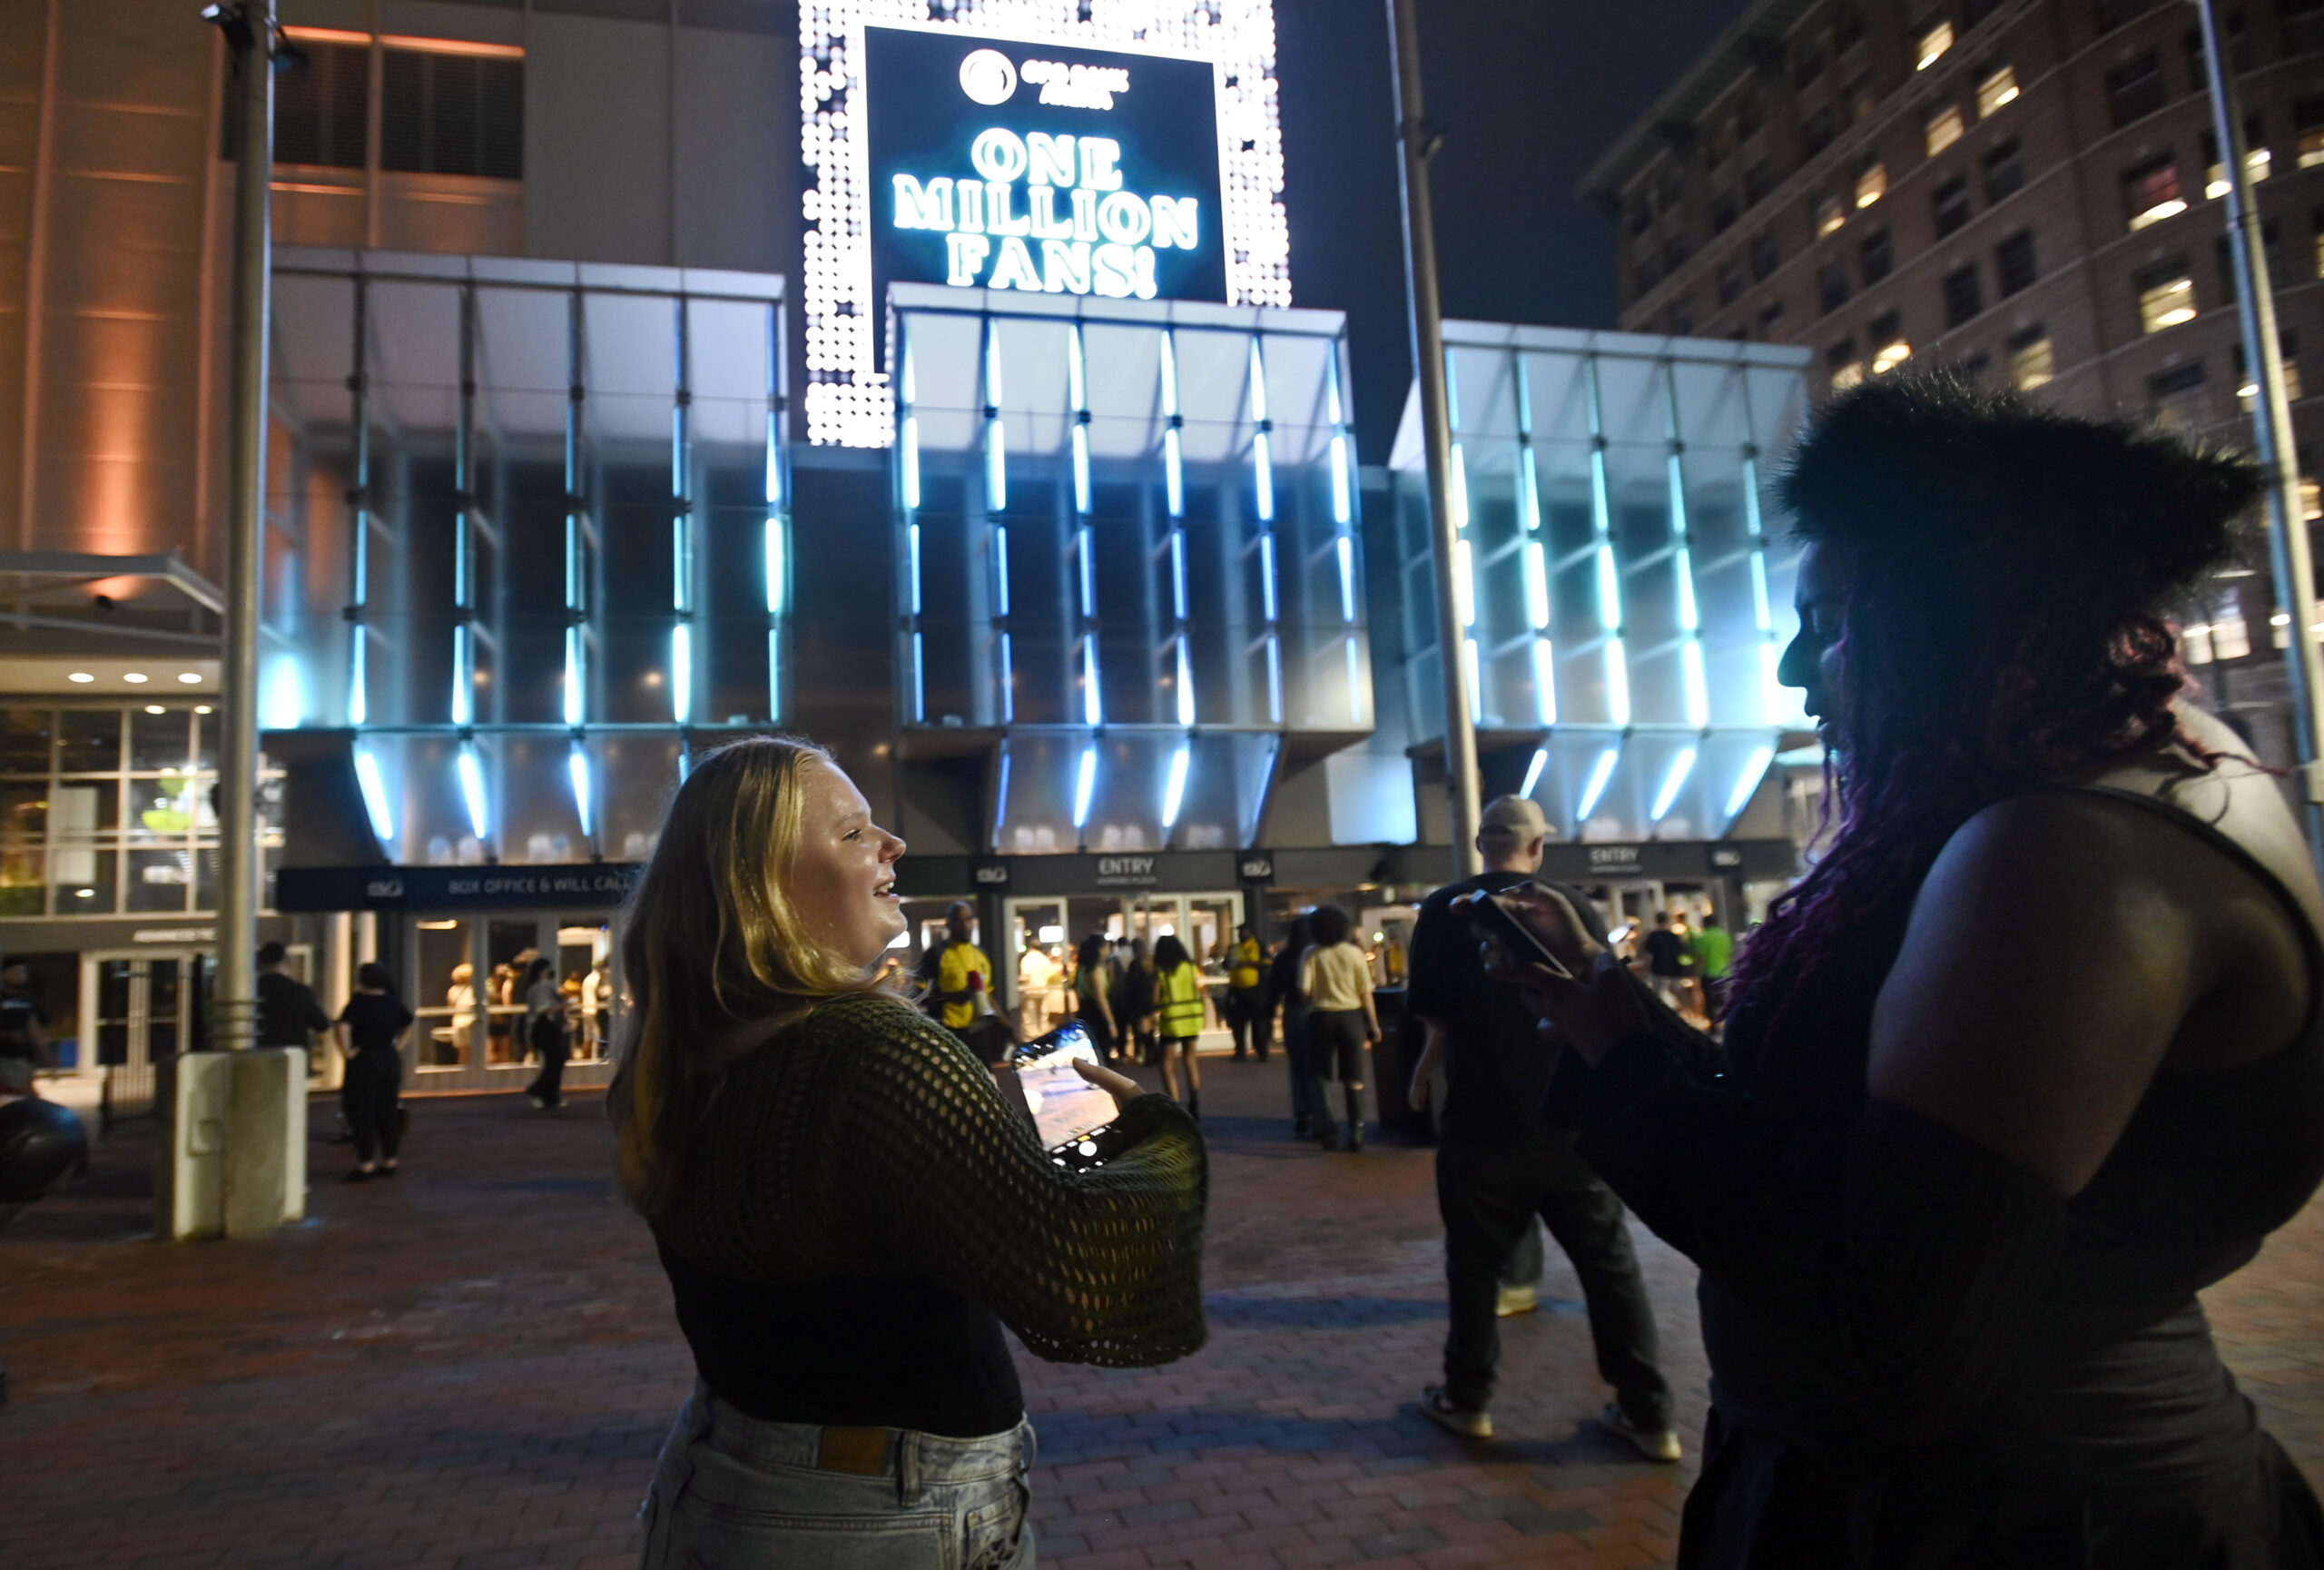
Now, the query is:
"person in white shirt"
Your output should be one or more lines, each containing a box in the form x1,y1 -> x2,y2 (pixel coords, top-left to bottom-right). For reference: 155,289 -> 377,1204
1299,903 -> 1380,1151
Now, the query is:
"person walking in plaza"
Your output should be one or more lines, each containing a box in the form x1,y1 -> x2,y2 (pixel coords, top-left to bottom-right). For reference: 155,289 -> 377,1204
1071,933 -> 1118,1064
521,956 -> 570,1110
1151,934 -> 1206,1121
1482,374 -> 2324,1565
613,736 -> 1205,1570
1403,795 -> 1678,1456
1226,922 -> 1268,1062
1639,911 -> 1690,1014
930,903 -> 1011,1065
334,962 -> 412,1181
255,941 -> 330,1058
0,962 -> 49,1095
1300,903 -> 1378,1151
1118,936 -> 1159,1068
1268,915 -> 1317,1138
1692,912 -> 1735,1023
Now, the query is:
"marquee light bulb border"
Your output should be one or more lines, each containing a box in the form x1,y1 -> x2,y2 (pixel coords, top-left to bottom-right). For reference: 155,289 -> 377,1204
800,0 -> 1292,447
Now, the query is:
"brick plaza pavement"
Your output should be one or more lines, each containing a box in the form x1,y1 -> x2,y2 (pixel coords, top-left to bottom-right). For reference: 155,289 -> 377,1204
5,1054 -> 2321,1570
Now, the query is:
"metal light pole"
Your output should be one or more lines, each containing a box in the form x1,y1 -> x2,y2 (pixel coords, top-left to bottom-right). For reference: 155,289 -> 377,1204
1386,0 -> 1483,878
216,0 -> 275,1052
2193,0 -> 2324,874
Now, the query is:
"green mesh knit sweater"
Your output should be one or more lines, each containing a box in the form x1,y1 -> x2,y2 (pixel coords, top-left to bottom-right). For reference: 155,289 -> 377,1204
651,993 -> 1207,1425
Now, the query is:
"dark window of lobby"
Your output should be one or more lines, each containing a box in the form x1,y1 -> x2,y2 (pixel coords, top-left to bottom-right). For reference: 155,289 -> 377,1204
1984,136 -> 2025,202
1859,225 -> 1894,284
1943,262 -> 1984,326
381,46 -> 525,179
1718,259 -> 1746,305
2106,52 -> 2166,131
1934,174 -> 1971,237
1818,259 -> 1852,313
1996,228 -> 2038,295
221,37 -> 369,167
1750,229 -> 1781,280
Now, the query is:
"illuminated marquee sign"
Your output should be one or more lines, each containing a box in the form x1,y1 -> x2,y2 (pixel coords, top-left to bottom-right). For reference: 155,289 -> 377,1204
799,2 -> 1291,448
866,26 -> 1227,321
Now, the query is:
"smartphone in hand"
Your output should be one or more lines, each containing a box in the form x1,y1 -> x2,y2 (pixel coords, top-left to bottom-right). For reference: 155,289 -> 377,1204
1451,884 -> 1600,982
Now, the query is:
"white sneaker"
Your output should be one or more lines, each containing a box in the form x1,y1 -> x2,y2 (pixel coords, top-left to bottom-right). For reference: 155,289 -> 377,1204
527,1095 -> 546,1109
1420,1386 -> 1492,1440
1599,1402 -> 1681,1463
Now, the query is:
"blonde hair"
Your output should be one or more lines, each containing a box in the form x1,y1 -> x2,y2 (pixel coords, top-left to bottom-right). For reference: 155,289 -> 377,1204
607,735 -> 893,1216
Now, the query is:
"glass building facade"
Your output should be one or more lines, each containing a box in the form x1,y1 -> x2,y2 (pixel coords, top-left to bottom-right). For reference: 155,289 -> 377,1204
268,248 -> 791,866
892,285 -> 1371,854
1391,324 -> 1812,843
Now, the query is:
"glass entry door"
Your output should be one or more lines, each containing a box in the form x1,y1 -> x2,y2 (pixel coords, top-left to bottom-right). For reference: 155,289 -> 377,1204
84,951 -> 197,1070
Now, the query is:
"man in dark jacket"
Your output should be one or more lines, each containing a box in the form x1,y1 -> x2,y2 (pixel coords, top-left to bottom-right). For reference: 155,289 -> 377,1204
255,942 -> 331,1054
1404,795 -> 1678,1461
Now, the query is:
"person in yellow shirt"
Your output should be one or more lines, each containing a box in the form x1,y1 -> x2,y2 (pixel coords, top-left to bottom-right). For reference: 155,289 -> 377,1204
931,903 -> 1008,1063
1299,903 -> 1380,1151
1152,934 -> 1208,1121
1226,923 -> 1269,1062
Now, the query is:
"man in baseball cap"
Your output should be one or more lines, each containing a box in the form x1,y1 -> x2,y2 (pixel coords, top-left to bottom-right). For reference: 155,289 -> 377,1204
1402,795 -> 1678,1459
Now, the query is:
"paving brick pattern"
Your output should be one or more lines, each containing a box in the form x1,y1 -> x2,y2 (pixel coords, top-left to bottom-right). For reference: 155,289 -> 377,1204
4,1057 -> 2320,1569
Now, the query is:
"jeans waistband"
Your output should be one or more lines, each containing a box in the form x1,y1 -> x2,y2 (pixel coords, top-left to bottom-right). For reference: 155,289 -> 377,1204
689,1383 -> 1032,1488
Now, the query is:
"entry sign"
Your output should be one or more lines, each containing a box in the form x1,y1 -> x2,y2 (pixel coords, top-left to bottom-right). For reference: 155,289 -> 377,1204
863,24 -> 1227,333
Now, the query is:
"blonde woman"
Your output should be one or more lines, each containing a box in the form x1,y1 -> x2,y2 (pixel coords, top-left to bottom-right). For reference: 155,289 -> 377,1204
613,736 -> 1206,1569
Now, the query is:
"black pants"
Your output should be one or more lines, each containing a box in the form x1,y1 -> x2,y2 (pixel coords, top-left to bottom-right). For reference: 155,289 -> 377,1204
527,1023 -> 569,1106
1437,1132 -> 1672,1426
342,1049 -> 402,1164
1227,987 -> 1268,1061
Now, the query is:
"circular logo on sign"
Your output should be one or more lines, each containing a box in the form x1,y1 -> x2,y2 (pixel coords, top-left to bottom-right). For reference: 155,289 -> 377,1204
959,48 -> 1018,105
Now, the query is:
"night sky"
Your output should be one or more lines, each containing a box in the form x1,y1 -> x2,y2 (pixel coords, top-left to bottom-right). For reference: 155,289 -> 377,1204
1274,0 -> 1758,459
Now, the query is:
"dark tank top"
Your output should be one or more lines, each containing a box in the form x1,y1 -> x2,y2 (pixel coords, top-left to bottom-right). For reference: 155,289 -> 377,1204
1704,765 -> 2324,1488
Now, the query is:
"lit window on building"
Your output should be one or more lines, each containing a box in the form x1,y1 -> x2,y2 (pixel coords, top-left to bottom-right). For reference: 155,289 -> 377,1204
2138,266 -> 2196,332
1976,64 -> 2020,116
2313,223 -> 2324,281
2235,336 -> 2303,408
1925,103 -> 1965,157
1855,160 -> 1886,208
1829,339 -> 1865,390
1917,18 -> 1955,70
1869,311 -> 1908,374
2122,156 -> 2186,231
2299,96 -> 2324,167
2182,620 -> 2216,665
2007,327 -> 2054,390
1815,190 -> 1847,236
1995,228 -> 2038,296
2203,125 -> 2271,198
2305,478 -> 2324,524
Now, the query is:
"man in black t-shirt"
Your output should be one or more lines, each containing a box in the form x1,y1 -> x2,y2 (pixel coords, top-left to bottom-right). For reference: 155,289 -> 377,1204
334,963 -> 414,1181
1404,796 -> 1678,1460
254,942 -> 331,1054
1640,911 -> 1690,1011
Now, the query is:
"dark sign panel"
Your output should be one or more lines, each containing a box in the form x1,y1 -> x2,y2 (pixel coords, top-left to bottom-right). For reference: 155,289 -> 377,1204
863,23 -> 1226,333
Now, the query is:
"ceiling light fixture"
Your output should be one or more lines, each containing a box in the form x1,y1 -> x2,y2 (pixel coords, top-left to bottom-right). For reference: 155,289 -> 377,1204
178,672 -> 202,685
144,705 -> 165,716
194,705 -> 213,715
68,672 -> 94,684
123,672 -> 149,685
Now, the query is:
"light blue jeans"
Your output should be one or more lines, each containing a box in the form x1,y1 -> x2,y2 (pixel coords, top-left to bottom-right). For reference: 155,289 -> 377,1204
638,1382 -> 1036,1569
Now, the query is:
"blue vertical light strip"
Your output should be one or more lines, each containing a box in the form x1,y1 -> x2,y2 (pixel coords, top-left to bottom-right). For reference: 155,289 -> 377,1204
1259,535 -> 1279,621
449,626 -> 472,726
983,318 -> 1007,513
1177,637 -> 1196,726
348,629 -> 368,726
899,323 -> 924,724
1576,744 -> 1621,822
1515,353 -> 1555,732
1738,367 -> 1787,725
912,632 -> 926,722
671,295 -> 694,727
763,304 -> 786,722
563,287 -> 586,735
1663,361 -> 1710,732
1160,743 -> 1190,830
1160,331 -> 1184,518
457,743 -> 490,843
1170,532 -> 1187,618
1337,538 -> 1357,622
1072,745 -> 1098,831
1345,636 -> 1363,722
1521,746 -> 1548,799
1651,746 -> 1699,823
1069,324 -> 1092,516
1726,743 -> 1775,820
1000,632 -> 1015,723
1266,637 -> 1283,724
1248,333 -> 1282,726
1584,356 -> 1629,728
1082,633 -> 1103,726
346,277 -> 372,730
993,525 -> 1011,617
452,284 -> 477,736
353,746 -> 394,845
568,741 -> 593,838
991,746 -> 1011,850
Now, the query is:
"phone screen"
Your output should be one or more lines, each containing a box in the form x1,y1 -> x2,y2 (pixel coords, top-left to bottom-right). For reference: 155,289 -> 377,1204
1454,887 -> 1580,981
1013,1028 -> 1118,1153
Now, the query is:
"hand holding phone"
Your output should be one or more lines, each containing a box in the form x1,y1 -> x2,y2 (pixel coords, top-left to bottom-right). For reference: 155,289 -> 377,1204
1452,884 -> 1601,982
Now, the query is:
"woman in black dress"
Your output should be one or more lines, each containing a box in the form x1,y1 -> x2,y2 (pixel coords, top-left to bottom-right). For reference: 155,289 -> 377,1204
1492,374 -> 2324,1567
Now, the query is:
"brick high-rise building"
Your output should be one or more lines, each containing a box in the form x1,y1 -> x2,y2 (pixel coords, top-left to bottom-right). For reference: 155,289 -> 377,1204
1583,0 -> 2324,761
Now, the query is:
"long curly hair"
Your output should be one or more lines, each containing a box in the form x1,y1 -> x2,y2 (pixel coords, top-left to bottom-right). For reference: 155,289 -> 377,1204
1722,369 -> 2260,1042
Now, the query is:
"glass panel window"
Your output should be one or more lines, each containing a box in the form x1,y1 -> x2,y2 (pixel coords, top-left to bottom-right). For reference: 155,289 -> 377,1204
127,849 -> 195,913
1925,103 -> 1966,156
1984,136 -> 2025,202
54,845 -> 115,913
2008,328 -> 2054,390
1855,160 -> 1887,208
1944,262 -> 1984,327
1934,175 -> 1972,236
57,710 -> 122,774
2235,337 -> 2304,407
1977,64 -> 2020,116
380,45 -> 525,180
1828,339 -> 1865,390
2204,125 -> 2272,198
129,706 -> 196,774
2123,156 -> 2186,231
1870,311 -> 1909,374
0,709 -> 51,775
1917,18 -> 1955,68
1996,229 -> 2039,295
1814,190 -> 1847,236
2137,263 -> 2197,332
52,779 -> 117,836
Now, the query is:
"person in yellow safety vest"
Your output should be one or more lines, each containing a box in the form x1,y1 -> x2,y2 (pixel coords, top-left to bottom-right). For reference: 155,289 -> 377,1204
1226,922 -> 1270,1063
931,902 -> 1011,1065
1152,933 -> 1207,1121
